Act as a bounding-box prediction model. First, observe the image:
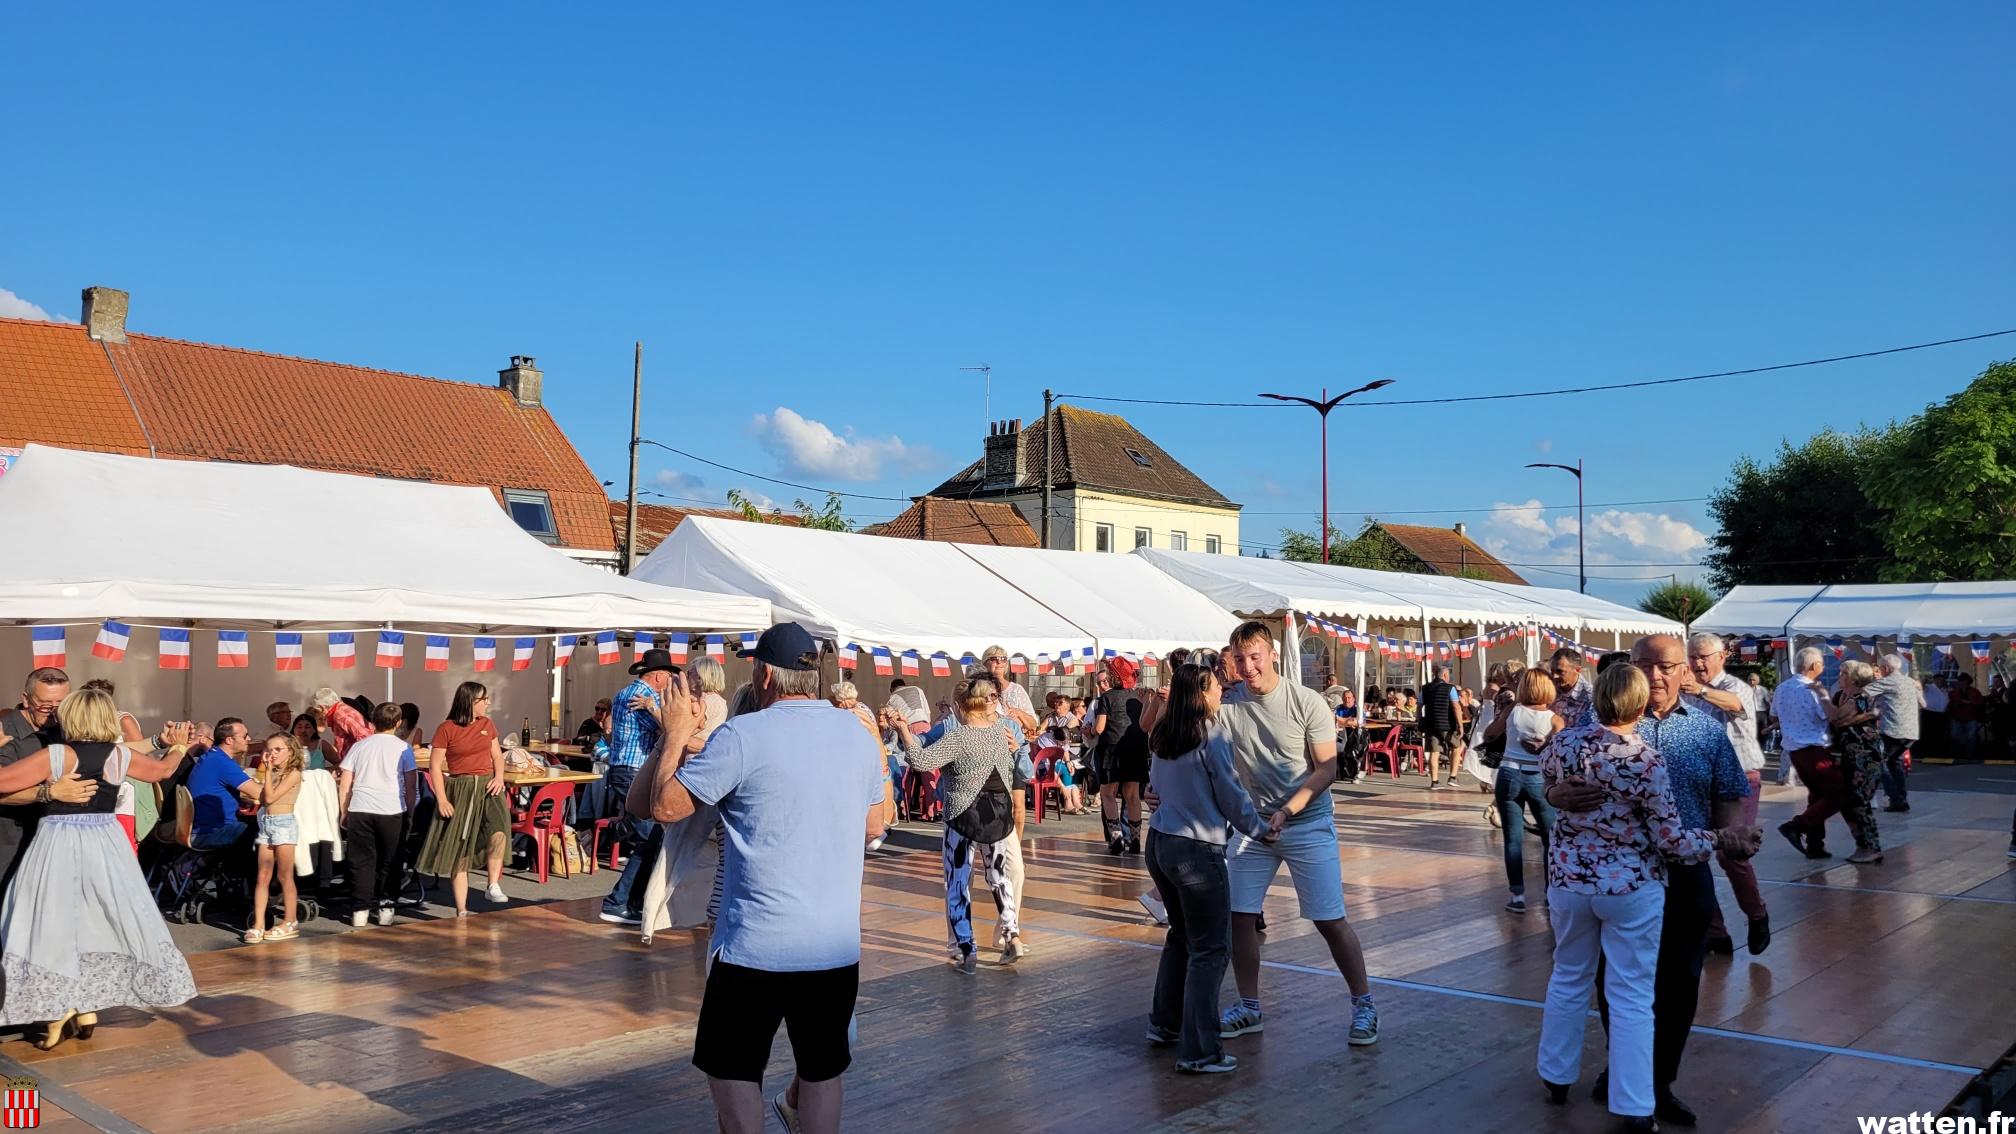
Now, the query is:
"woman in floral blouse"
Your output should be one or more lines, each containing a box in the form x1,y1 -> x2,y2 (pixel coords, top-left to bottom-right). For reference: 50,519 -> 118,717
1536,663 -> 1762,1130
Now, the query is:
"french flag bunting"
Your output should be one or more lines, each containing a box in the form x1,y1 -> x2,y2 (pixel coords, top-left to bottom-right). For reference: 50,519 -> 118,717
706,635 -> 725,661
328,631 -> 356,669
1035,652 -> 1052,674
158,627 -> 191,669
1933,643 -> 1953,659
473,637 -> 497,672
1143,653 -> 1159,668
425,635 -> 451,672
92,620 -> 131,662
872,647 -> 893,676
1457,640 -> 1474,658
633,631 -> 655,661
274,632 -> 303,671
553,635 -> 576,667
595,631 -> 619,664
1011,654 -> 1028,674
1738,638 -> 1758,661
1828,637 -> 1845,659
218,630 -> 250,668
931,653 -> 950,677
900,651 -> 919,676
1971,640 -> 1991,662
669,633 -> 690,664
30,626 -> 64,668
376,630 -> 405,669
1058,647 -> 1076,673
511,637 -> 535,671
740,632 -> 759,653
960,652 -> 979,670
838,643 -> 858,671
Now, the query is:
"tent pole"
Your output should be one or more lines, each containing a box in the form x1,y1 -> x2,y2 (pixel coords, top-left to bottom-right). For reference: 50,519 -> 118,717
183,622 -> 196,722
1473,621 -> 1484,689
550,633 -> 565,742
1352,616 -> 1367,723
384,622 -> 394,702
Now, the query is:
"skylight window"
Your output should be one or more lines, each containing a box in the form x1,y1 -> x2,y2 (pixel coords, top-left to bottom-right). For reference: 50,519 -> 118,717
1124,447 -> 1152,468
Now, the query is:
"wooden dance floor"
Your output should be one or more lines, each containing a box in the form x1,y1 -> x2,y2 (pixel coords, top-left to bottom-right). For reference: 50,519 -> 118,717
9,778 -> 2013,1133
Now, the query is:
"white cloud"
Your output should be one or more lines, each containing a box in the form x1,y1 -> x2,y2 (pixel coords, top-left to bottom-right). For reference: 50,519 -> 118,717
751,407 -> 929,482
1476,498 -> 1709,582
0,288 -> 70,323
651,469 -> 707,494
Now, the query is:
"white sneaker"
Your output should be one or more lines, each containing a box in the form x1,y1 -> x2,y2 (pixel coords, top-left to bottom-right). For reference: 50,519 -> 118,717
485,883 -> 508,904
1138,892 -> 1169,926
350,909 -> 369,928
375,906 -> 395,926
867,836 -> 885,852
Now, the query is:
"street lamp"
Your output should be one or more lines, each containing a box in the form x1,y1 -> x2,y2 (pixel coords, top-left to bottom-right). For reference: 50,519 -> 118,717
1524,458 -> 1585,593
1258,380 -> 1395,564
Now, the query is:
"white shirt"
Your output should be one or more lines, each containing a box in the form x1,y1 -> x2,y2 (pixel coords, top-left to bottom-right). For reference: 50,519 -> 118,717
1705,672 -> 1765,773
342,733 -> 416,815
1922,683 -> 1948,713
1772,674 -> 1832,752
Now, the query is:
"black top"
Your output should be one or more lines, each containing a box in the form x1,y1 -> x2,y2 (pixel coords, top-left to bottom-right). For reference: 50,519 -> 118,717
1096,687 -> 1148,760
1421,680 -> 1459,733
44,741 -> 121,815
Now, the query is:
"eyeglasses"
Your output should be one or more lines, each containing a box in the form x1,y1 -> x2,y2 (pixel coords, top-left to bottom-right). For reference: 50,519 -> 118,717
1632,660 -> 1689,677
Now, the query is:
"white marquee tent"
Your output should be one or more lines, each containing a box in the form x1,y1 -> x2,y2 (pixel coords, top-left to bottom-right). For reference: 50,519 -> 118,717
1695,582 -> 2016,641
634,517 -> 1236,663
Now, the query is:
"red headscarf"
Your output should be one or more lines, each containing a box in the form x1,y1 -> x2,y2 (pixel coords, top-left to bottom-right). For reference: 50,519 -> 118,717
1105,655 -> 1139,689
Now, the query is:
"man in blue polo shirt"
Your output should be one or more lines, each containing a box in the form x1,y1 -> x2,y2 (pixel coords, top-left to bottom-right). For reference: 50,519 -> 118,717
187,717 -> 264,849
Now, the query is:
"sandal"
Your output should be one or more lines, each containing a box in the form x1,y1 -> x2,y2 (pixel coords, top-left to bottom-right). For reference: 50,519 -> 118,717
75,1012 -> 98,1041
33,1012 -> 78,1051
265,921 -> 299,941
243,928 -> 266,944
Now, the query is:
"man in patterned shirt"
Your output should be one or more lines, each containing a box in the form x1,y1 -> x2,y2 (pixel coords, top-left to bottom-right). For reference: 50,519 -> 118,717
1549,633 -> 1750,1128
599,648 -> 675,926
1548,647 -> 1595,729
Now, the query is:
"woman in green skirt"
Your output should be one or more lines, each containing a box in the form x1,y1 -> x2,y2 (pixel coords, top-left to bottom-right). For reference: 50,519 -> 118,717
416,681 -> 511,916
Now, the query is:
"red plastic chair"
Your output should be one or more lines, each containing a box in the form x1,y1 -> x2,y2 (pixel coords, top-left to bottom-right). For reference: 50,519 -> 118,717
1394,728 -> 1427,776
511,781 -> 576,884
1363,726 -> 1402,779
1028,745 -> 1067,823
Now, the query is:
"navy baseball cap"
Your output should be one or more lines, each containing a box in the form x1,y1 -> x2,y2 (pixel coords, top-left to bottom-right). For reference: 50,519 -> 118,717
739,622 -> 821,671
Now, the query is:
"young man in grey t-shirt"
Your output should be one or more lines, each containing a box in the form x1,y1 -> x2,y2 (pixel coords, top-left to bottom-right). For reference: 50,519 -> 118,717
1216,621 -> 1380,1048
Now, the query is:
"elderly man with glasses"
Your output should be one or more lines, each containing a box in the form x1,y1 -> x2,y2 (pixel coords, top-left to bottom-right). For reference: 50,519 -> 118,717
1546,634 -> 1752,1128
1682,634 -> 1771,957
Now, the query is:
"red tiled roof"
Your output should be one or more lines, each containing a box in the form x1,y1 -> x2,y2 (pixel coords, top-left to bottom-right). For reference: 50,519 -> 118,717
609,500 -> 801,557
926,404 -> 1236,510
0,316 -> 151,457
863,497 -> 1039,547
0,314 -> 614,551
1373,522 -> 1527,585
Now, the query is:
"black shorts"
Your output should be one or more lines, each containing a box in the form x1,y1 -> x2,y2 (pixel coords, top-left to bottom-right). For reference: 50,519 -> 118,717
693,958 -> 858,1084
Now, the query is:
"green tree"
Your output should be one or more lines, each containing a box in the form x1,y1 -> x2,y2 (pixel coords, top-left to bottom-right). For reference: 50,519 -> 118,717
791,492 -> 854,532
725,489 -> 773,523
1862,360 -> 2016,581
1278,519 -> 1349,563
1639,578 -> 1717,629
1701,428 -> 1894,591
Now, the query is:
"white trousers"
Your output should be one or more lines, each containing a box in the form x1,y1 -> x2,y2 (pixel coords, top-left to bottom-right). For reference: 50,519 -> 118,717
1537,884 -> 1665,1118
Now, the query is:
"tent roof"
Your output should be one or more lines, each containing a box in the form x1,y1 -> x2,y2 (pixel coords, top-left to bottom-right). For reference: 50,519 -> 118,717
0,445 -> 770,632
1696,582 -> 2016,640
1133,549 -> 1681,635
634,517 -> 1236,659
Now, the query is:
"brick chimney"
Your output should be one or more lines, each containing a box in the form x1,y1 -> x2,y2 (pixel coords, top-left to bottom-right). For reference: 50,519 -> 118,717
499,355 -> 543,407
983,418 -> 1025,487
1453,521 -> 1467,538
81,287 -> 129,343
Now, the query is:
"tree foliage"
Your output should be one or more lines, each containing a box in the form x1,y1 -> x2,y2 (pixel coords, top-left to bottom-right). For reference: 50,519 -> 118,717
1700,428 -> 1894,591
1863,360 -> 2016,581
791,492 -> 855,532
1277,519 -> 1350,563
1639,579 -> 1717,629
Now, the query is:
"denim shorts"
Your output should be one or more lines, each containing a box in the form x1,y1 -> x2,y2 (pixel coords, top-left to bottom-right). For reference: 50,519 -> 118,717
255,812 -> 300,847
1227,816 -> 1347,922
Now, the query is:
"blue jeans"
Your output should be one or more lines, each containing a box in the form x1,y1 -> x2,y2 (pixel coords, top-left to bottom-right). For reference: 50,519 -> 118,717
1145,830 -> 1232,1063
191,819 -> 248,852
1879,735 -> 1911,806
601,764 -> 661,917
1495,768 -> 1555,895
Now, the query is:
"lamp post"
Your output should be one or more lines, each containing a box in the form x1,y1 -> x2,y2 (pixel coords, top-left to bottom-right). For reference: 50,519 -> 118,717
1524,458 -> 1585,593
1259,380 -> 1395,564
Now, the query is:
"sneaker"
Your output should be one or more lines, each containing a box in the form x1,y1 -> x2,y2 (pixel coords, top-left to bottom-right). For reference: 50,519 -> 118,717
1145,1024 -> 1181,1047
350,910 -> 369,928
956,946 -> 977,976
866,836 -> 885,852
1175,1054 -> 1239,1074
598,910 -> 642,926
1000,934 -> 1028,965
1348,1001 -> 1379,1046
1219,1004 -> 1264,1038
375,906 -> 395,926
1505,894 -> 1527,913
485,883 -> 508,904
770,1091 -> 803,1134
1139,892 -> 1169,926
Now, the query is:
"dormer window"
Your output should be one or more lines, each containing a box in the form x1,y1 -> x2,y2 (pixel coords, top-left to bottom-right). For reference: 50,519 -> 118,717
1124,447 -> 1152,468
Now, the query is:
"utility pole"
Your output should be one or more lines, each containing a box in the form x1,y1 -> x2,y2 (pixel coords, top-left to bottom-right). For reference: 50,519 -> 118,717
625,341 -> 642,575
1041,388 -> 1054,549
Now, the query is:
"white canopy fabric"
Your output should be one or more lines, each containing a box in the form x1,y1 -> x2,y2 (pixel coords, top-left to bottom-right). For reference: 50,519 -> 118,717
634,517 -> 1237,660
1133,549 -> 1680,635
0,445 -> 770,632
1696,582 -> 2016,640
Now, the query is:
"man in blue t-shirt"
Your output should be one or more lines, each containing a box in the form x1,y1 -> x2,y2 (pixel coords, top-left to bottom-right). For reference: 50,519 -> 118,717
187,718 -> 264,850
646,623 -> 887,1134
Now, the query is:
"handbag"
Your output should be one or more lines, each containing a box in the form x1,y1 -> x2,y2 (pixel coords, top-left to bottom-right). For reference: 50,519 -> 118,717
948,784 -> 1016,843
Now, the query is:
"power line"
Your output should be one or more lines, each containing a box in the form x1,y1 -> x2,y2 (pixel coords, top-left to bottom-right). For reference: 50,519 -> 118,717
1057,326 -> 2016,410
637,439 -> 915,503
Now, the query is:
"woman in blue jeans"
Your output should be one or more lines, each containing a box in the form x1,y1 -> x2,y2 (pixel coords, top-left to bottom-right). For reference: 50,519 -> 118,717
1492,668 -> 1562,913
1142,663 -> 1273,1074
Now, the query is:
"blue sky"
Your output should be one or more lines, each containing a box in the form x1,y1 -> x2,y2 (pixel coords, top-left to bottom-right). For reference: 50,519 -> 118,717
6,4 -> 2012,606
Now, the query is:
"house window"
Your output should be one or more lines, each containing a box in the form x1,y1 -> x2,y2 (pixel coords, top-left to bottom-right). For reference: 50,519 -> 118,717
503,488 -> 558,542
1205,535 -> 1222,554
1170,531 -> 1188,552
1123,447 -> 1153,468
1095,523 -> 1115,553
1134,527 -> 1151,549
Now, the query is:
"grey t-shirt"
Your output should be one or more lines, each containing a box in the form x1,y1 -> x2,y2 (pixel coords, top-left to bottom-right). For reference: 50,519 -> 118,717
1217,678 -> 1335,826
1862,673 -> 1922,741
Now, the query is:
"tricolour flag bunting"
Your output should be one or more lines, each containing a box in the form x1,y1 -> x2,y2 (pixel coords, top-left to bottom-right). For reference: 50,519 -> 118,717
669,633 -> 690,664
159,627 -> 190,670
92,620 -> 131,662
218,630 -> 250,668
596,631 -> 619,664
511,637 -> 535,671
473,637 -> 497,672
425,635 -> 451,672
376,630 -> 405,669
553,635 -> 576,668
329,631 -> 356,669
274,632 -> 303,671
30,626 -> 64,668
